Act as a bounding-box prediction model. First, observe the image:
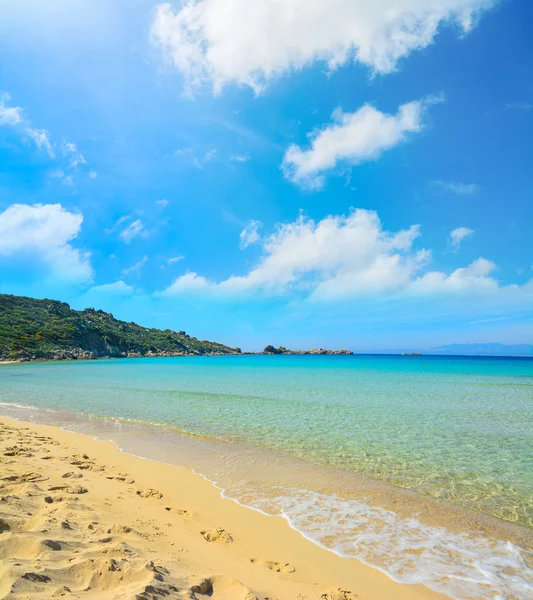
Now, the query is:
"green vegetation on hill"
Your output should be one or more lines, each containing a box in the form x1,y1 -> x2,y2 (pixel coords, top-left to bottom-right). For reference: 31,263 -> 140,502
0,294 -> 241,361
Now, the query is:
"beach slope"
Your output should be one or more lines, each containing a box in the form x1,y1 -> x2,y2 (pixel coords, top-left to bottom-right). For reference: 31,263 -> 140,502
0,416 -> 447,600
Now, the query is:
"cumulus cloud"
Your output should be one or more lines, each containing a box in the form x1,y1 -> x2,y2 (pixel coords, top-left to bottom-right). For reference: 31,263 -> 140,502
0,203 -> 92,283
0,93 -> 53,156
283,100 -> 425,189
119,219 -> 146,244
450,226 -> 474,248
162,208 -> 531,305
163,271 -> 213,295
431,180 -> 480,195
239,220 -> 261,248
165,209 -> 429,298
412,257 -> 497,293
151,0 -> 495,93
156,198 -> 169,208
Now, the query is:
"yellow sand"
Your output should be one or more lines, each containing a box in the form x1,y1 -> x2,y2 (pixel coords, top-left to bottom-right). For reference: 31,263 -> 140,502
0,416 -> 449,600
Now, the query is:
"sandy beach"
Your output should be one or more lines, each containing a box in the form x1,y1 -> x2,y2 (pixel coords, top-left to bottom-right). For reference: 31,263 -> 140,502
0,415 -> 449,600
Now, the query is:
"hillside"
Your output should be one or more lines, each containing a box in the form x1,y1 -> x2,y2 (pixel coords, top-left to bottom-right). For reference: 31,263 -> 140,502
0,294 -> 241,361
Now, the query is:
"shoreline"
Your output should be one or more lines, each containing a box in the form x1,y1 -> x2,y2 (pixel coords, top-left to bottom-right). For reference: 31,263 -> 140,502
3,400 -> 531,550
3,353 -> 533,366
0,415 -> 448,600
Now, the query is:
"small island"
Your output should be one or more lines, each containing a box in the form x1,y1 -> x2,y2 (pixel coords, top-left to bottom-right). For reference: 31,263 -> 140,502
261,345 -> 353,356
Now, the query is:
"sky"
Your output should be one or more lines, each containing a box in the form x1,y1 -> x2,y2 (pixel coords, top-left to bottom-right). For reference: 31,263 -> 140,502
0,0 -> 532,351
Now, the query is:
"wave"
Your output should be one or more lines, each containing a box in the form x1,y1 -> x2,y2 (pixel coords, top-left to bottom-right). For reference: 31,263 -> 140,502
252,488 -> 533,599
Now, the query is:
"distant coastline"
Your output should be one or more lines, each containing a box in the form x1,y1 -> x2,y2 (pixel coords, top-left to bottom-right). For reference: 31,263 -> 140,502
2,293 -> 530,362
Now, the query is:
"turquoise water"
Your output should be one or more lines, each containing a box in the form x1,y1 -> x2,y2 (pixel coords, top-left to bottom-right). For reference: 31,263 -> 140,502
1,355 -> 533,599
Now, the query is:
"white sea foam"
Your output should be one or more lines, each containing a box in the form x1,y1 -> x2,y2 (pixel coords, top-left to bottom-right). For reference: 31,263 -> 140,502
0,401 -> 35,410
249,488 -> 533,600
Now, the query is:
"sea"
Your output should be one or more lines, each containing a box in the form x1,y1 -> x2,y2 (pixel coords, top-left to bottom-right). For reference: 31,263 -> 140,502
0,354 -> 532,599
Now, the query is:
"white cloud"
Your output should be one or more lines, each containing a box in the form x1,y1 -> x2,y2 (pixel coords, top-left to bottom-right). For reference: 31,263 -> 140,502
168,255 -> 185,265
1,94 -> 92,176
151,0 -> 495,93
239,220 -> 261,249
88,170 -> 97,179
121,256 -> 148,277
163,271 -> 213,295
0,94 -> 53,156
412,258 -> 497,293
64,142 -> 87,169
156,198 -> 169,208
230,154 -> 250,163
0,203 -> 92,283
0,99 -> 23,126
162,208 -> 531,305
85,281 -> 135,297
432,180 -> 480,195
283,101 -> 425,189
119,219 -> 146,244
166,209 -> 429,298
105,214 -> 131,235
175,147 -> 217,168
450,226 -> 474,248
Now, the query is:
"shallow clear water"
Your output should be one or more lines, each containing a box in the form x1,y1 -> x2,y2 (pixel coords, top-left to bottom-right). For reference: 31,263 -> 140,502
1,354 -> 532,599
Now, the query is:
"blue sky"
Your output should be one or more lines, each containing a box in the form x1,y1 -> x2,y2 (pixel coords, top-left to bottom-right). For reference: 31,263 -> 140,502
0,0 -> 531,351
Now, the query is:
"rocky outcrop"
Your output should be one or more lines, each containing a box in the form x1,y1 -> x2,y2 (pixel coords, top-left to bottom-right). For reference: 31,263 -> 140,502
262,346 -> 353,356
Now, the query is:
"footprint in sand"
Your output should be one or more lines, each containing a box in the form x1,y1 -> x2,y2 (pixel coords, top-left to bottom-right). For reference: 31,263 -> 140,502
35,436 -> 60,445
4,445 -> 33,457
250,558 -> 295,573
136,489 -> 163,499
67,485 -> 88,495
3,472 -> 47,483
106,474 -> 135,484
44,495 -> 79,504
165,506 -> 192,516
200,527 -> 233,543
0,518 -> 11,533
48,483 -> 87,495
321,588 -> 358,600
42,539 -> 62,551
107,524 -> 132,534
70,459 -> 92,466
190,575 -> 257,600
21,572 -> 52,583
61,471 -> 83,479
